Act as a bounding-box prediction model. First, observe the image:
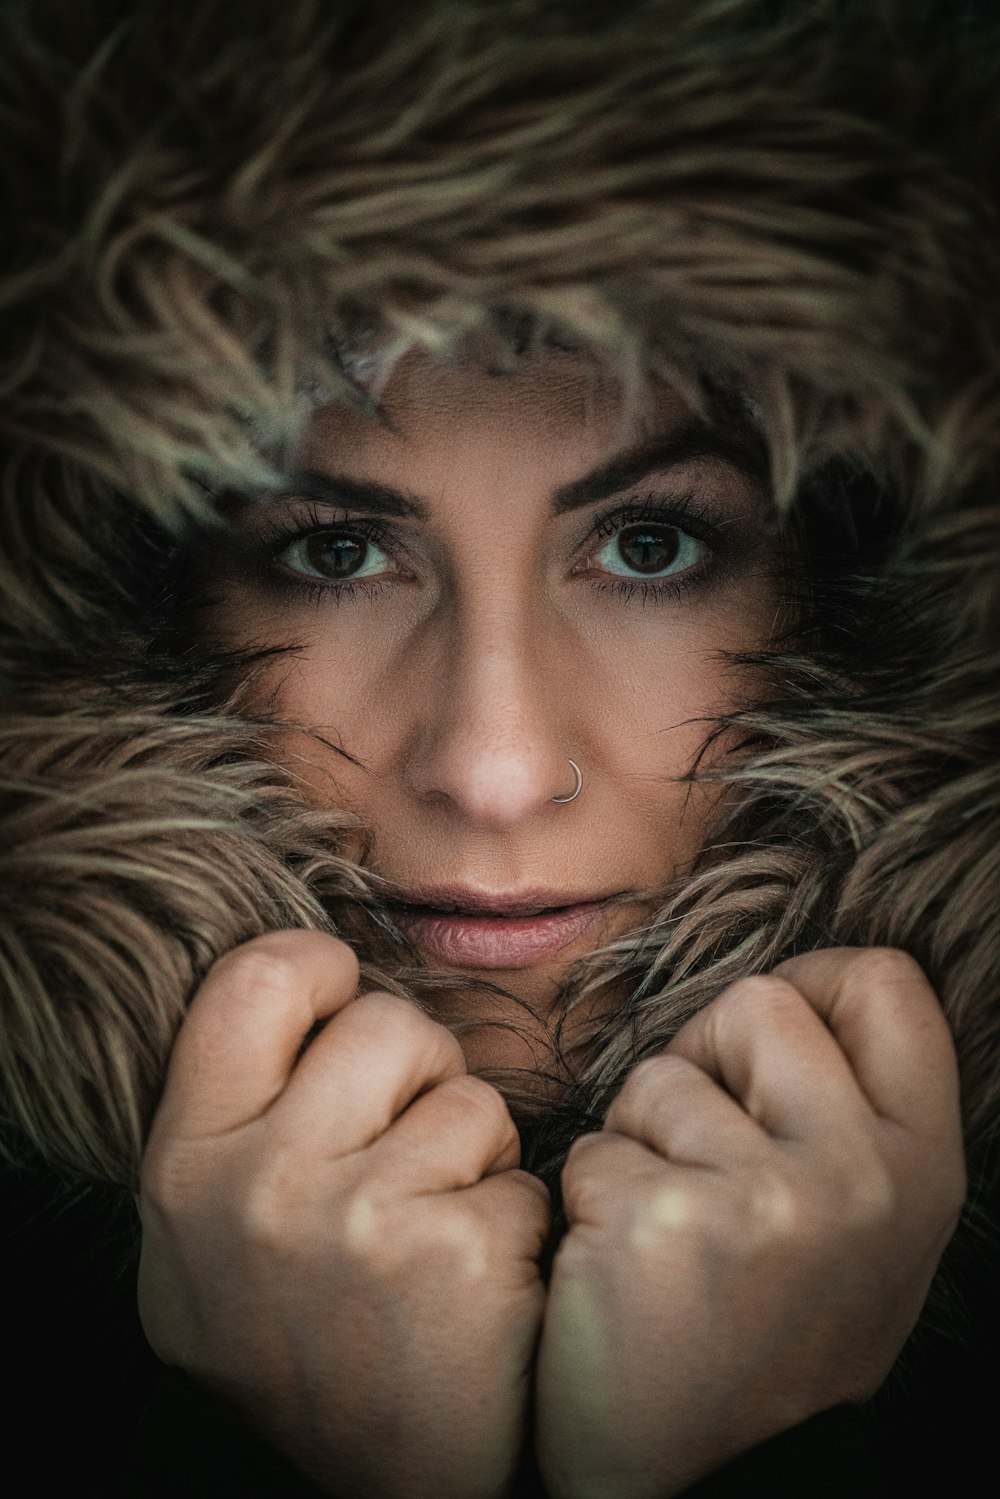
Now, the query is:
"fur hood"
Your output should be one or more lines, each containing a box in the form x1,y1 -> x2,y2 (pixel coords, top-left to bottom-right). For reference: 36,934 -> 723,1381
2,0 -> 999,1253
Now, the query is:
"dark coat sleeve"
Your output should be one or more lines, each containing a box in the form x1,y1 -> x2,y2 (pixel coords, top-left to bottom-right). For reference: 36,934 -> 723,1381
677,1406 -> 884,1498
121,1367 -> 883,1499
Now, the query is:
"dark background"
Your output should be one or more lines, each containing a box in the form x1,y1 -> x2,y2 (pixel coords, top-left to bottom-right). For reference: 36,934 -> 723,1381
4,1159 -> 999,1496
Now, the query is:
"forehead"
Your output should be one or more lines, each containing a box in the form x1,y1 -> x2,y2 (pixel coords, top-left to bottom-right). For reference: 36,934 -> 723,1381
298,346 -> 695,484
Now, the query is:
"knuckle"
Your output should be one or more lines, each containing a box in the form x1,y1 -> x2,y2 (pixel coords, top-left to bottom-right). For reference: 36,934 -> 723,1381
435,1076 -> 518,1160
509,1169 -> 552,1230
338,1180 -> 394,1261
608,1052 -> 692,1130
358,1197 -> 491,1284
627,1179 -> 702,1252
352,987 -> 411,1030
844,948 -> 954,1052
239,1162 -> 299,1253
443,1208 -> 496,1283
742,1165 -> 803,1240
431,1211 -> 493,1285
356,990 -> 435,1050
563,1129 -> 603,1174
139,1140 -> 202,1221
698,1160 -> 808,1257
856,1159 -> 898,1224
718,974 -> 803,1031
212,931 -> 360,1000
818,1142 -> 897,1233
326,934 -> 363,978
424,1016 -> 468,1074
848,946 -> 927,990
364,990 -> 462,1061
834,1174 -> 898,1253
560,1133 -> 610,1212
209,937 -> 306,1001
617,1163 -> 809,1264
437,1071 -> 510,1126
627,1052 -> 689,1094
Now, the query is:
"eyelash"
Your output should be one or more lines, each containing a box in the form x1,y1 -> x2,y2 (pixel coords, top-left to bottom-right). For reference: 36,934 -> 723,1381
251,494 -> 727,606
255,505 -> 398,605
586,494 -> 724,601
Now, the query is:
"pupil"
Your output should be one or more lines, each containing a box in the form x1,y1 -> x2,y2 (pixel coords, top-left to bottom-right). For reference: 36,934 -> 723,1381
617,525 -> 679,574
307,533 -> 365,578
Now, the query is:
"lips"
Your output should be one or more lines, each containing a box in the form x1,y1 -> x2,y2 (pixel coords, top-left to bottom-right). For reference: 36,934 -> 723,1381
386,888 -> 617,969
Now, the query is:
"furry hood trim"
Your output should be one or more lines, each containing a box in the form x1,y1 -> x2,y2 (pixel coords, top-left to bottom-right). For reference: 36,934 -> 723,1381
1,0 -> 999,1223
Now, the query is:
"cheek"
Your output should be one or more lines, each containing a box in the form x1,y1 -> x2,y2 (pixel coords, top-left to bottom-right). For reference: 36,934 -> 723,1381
574,591 -> 776,862
216,595 -> 410,735
579,587 -> 773,761
237,618 -> 438,837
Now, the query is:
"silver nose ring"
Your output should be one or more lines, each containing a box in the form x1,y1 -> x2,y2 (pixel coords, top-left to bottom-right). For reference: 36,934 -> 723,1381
551,758 -> 583,804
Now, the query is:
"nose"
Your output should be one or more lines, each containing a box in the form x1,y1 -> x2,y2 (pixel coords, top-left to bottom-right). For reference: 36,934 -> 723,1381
401,606 -> 578,827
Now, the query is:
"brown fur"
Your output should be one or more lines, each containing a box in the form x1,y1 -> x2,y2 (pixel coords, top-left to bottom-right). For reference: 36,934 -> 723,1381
1,0 -> 998,1332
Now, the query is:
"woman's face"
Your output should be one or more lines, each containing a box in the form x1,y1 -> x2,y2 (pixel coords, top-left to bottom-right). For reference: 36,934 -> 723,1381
196,348 -> 785,1078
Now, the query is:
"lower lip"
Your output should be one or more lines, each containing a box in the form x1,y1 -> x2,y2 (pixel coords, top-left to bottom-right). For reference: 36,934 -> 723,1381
391,901 -> 609,969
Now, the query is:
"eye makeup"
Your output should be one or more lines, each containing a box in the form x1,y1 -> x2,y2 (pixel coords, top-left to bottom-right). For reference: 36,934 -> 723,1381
225,475 -> 754,609
578,492 -> 732,601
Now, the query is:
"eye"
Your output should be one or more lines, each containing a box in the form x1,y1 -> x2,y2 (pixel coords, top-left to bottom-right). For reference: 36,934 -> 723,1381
594,522 -> 708,579
275,529 -> 393,582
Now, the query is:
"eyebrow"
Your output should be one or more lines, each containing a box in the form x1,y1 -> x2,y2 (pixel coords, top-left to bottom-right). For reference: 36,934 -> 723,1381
259,419 -> 767,522
262,470 -> 430,521
550,424 -> 769,514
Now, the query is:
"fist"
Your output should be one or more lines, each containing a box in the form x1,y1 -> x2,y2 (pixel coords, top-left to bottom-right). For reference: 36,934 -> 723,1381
535,948 -> 965,1499
137,931 -> 550,1499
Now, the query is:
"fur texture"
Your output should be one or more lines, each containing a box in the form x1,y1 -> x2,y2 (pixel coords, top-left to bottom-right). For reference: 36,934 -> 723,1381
1,0 -> 999,1320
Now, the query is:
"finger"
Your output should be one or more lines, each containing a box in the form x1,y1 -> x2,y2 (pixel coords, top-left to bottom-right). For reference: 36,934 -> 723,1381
771,948 -> 961,1134
458,1169 -> 552,1269
605,1053 -> 765,1167
370,1073 -> 521,1191
268,989 -> 466,1154
151,932 -> 361,1140
666,974 -> 868,1142
560,1129 -> 672,1230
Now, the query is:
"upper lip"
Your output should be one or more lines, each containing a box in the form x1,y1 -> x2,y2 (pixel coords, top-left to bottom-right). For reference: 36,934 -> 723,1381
383,885 -> 622,917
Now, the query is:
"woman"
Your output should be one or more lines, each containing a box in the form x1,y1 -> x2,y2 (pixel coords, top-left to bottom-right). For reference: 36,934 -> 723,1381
1,0 -> 996,1494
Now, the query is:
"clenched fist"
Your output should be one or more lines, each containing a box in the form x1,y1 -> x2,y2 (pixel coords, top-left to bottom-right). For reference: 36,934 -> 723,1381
535,947 -> 966,1499
137,931 -> 550,1499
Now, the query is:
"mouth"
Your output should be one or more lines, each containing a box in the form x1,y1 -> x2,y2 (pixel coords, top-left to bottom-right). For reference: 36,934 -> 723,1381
384,887 -> 623,970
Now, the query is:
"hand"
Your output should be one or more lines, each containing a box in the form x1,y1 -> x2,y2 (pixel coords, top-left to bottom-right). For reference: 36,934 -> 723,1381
137,931 -> 550,1499
535,947 -> 966,1499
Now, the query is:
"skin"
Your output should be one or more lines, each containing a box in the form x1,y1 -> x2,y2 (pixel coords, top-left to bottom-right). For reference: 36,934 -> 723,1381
190,347 -> 786,1077
139,933 -> 550,1499
536,948 -> 964,1499
139,348 -> 966,1497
